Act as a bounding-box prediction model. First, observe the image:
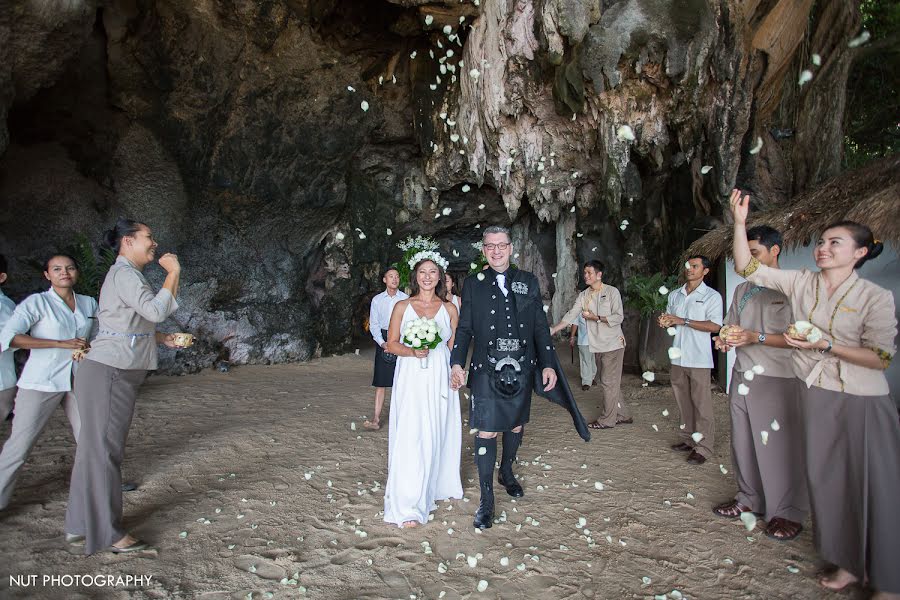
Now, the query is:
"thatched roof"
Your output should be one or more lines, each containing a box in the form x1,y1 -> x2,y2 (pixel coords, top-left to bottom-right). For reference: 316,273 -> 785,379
687,154 -> 900,262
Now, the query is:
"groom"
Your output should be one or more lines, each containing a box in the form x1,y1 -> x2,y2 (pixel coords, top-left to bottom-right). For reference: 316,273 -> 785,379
451,226 -> 561,529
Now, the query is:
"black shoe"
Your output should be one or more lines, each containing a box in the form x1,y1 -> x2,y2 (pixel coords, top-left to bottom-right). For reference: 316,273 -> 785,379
121,482 -> 138,492
497,471 -> 524,498
671,442 -> 693,452
473,483 -> 494,529
686,450 -> 707,465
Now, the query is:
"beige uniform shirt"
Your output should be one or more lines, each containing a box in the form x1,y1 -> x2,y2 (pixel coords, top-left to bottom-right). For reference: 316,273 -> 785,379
560,284 -> 625,353
743,261 -> 896,395
724,282 -> 794,378
87,256 -> 179,371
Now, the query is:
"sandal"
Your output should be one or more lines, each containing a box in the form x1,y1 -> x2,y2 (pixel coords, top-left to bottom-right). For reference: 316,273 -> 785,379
712,500 -> 755,519
616,418 -> 634,425
817,568 -> 860,591
587,420 -> 612,430
363,420 -> 381,430
765,517 -> 802,541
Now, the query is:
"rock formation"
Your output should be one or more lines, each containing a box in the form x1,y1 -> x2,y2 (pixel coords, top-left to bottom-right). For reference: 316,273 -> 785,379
0,0 -> 871,372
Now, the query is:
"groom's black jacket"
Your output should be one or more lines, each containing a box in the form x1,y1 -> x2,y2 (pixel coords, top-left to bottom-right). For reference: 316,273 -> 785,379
451,267 -> 590,441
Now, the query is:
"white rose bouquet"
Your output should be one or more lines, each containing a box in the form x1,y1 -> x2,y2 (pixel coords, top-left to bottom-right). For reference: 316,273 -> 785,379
403,317 -> 444,369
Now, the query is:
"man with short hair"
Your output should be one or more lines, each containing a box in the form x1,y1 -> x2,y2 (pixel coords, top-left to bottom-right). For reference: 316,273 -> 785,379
712,225 -> 808,541
551,260 -> 631,428
451,226 -> 588,529
0,255 -> 16,421
659,255 -> 723,465
365,267 -> 408,430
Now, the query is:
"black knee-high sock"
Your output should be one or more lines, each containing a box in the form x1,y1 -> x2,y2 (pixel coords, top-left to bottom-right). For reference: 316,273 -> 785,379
474,436 -> 497,488
500,428 -> 523,477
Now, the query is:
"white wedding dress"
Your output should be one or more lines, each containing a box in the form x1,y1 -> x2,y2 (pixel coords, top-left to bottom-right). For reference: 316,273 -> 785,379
384,303 -> 463,527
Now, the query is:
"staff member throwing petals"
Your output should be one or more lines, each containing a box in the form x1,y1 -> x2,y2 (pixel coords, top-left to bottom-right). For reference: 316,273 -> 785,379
0,254 -> 96,510
64,218 -> 181,555
730,189 -> 899,599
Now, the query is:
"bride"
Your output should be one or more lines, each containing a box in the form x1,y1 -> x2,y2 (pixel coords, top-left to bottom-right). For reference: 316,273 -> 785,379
383,254 -> 463,528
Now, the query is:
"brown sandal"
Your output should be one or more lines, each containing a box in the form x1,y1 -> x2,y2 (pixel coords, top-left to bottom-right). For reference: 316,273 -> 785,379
587,420 -> 612,430
765,517 -> 802,541
712,500 -> 755,519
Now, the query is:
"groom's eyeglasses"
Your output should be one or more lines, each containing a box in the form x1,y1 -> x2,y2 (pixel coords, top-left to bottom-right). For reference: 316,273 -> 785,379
483,243 -> 511,251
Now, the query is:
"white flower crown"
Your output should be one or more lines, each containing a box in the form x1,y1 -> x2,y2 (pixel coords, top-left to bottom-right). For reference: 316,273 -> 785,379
408,250 -> 449,270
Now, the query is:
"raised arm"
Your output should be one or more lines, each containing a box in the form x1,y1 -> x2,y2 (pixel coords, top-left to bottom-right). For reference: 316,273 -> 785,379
730,189 -> 753,274
550,292 -> 583,335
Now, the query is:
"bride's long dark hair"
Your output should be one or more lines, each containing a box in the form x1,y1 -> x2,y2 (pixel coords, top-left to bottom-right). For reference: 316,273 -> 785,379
409,258 -> 447,300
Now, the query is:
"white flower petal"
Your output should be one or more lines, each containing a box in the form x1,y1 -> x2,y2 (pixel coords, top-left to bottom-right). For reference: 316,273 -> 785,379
740,511 -> 758,532
360,101 -> 369,112
335,232 -> 345,241
616,125 -> 636,142
668,347 -> 682,360
667,326 -> 677,336
848,30 -> 871,48
477,273 -> 485,281
743,370 -> 755,381
811,53 -> 822,66
662,409 -> 669,416
760,430 -> 769,445
347,85 -> 356,92
658,286 -> 669,295
798,69 -> 813,86
594,481 -> 604,490
642,371 -> 655,382
752,364 -> 765,375
770,419 -> 780,431
651,424 -> 659,431
476,580 -> 488,592
424,15 -> 433,26
720,464 -> 729,475
737,383 -> 750,395
461,184 -> 471,192
749,136 -> 764,155
691,432 -> 704,443
700,165 -> 713,174
469,68 -> 480,79
442,207 -> 452,216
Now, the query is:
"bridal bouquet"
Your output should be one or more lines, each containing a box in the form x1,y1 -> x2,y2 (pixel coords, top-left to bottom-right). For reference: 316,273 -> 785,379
403,317 -> 443,369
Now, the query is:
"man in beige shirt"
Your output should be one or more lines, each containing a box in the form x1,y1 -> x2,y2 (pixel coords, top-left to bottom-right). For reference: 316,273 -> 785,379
712,225 -> 808,542
551,260 -> 631,429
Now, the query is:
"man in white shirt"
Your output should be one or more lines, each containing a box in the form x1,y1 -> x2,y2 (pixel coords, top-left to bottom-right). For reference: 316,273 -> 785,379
658,255 -> 723,465
0,254 -> 16,421
0,254 -> 97,509
364,267 -> 408,430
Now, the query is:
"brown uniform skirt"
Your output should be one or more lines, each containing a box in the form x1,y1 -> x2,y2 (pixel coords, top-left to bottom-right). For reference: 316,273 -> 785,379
802,386 -> 900,593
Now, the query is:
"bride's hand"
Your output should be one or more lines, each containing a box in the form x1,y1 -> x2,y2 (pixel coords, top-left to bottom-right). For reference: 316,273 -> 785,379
412,347 -> 430,359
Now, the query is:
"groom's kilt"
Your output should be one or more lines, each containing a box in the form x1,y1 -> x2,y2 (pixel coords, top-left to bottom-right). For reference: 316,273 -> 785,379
372,329 -> 397,387
468,366 -> 533,431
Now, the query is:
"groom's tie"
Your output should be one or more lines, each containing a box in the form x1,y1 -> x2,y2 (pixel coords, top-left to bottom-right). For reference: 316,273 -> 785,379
496,273 -> 508,297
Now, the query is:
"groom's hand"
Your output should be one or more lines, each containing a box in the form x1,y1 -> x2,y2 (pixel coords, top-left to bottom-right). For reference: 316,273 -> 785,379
541,367 -> 557,392
450,365 -> 466,390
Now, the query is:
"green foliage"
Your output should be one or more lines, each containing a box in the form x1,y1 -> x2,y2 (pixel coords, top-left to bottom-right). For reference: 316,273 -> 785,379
844,0 -> 900,167
624,272 -> 678,317
68,234 -> 116,298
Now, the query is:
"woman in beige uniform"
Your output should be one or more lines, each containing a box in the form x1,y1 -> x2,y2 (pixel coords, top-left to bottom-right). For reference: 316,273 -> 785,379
730,189 -> 899,599
64,218 -> 181,555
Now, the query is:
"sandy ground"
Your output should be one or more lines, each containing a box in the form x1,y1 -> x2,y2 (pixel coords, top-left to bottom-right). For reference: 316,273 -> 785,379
0,344 -> 862,600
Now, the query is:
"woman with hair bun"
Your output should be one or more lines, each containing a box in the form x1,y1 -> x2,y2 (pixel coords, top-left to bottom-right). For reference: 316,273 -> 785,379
64,217 -> 182,555
730,190 -> 899,599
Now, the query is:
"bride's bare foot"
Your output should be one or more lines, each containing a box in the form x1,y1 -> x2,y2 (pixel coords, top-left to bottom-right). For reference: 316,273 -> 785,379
401,521 -> 419,529
363,420 -> 381,430
818,568 -> 858,591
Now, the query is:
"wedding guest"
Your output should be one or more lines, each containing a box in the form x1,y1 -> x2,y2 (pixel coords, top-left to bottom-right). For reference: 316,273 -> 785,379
731,190 -> 899,598
443,272 -> 461,311
570,314 -> 596,391
0,255 -> 16,421
365,267 -> 408,430
0,255 -> 96,510
64,218 -> 181,554
659,256 -> 723,465
711,226 -> 808,541
383,255 -> 462,528
550,260 -> 631,428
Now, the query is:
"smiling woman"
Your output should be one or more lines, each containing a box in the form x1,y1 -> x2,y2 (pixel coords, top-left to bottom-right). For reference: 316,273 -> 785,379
730,190 -> 900,597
